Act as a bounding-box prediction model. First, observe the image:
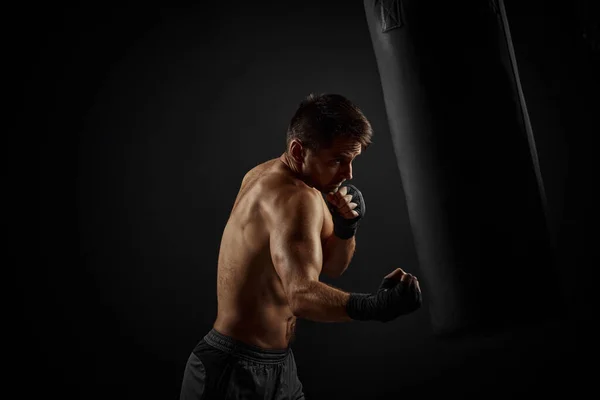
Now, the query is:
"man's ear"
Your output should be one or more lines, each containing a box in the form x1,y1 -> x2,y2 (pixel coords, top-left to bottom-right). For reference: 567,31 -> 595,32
289,139 -> 305,163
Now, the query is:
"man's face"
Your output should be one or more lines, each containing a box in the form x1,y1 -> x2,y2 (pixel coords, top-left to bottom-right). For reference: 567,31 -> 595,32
302,138 -> 362,193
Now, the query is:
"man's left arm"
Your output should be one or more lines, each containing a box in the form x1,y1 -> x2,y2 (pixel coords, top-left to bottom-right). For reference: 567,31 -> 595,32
322,235 -> 356,278
322,184 -> 366,278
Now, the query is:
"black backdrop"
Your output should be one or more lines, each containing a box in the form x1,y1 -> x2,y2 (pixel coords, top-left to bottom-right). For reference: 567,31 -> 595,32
17,1 -> 597,398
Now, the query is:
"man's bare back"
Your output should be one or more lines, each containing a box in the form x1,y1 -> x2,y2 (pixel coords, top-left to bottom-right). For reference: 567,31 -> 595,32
213,158 -> 335,349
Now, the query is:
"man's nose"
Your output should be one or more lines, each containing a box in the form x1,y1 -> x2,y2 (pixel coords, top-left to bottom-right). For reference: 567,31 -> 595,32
344,163 -> 353,180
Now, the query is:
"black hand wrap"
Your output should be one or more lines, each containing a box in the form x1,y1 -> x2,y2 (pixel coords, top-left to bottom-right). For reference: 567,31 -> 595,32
346,276 -> 422,322
326,184 -> 366,239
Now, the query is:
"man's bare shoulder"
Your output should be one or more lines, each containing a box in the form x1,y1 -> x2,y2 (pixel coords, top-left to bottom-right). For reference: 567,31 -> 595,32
266,169 -> 319,205
251,159 -> 313,195
270,186 -> 323,233
277,184 -> 320,207
253,162 -> 322,224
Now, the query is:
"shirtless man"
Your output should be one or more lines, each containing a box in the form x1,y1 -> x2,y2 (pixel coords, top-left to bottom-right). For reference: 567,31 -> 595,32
180,93 -> 422,400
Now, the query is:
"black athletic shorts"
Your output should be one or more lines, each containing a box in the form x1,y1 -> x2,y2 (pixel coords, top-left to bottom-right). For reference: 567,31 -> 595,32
180,328 -> 305,400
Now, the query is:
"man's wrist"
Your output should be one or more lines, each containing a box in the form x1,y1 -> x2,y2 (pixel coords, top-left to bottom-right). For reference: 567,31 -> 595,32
346,292 -> 374,321
333,223 -> 357,239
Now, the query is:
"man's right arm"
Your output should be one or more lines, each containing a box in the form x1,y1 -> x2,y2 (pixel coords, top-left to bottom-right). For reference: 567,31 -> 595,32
270,189 -> 353,323
271,189 -> 422,323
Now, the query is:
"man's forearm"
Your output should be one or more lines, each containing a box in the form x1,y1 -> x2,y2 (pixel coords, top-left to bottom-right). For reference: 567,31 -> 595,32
292,280 -> 353,323
322,235 -> 355,278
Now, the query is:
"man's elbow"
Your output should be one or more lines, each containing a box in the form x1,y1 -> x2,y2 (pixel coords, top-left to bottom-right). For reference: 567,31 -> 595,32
287,280 -> 319,318
287,282 -> 315,317
289,294 -> 313,318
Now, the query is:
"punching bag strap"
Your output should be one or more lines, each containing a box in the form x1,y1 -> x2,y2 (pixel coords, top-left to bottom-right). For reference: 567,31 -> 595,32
378,0 -> 405,33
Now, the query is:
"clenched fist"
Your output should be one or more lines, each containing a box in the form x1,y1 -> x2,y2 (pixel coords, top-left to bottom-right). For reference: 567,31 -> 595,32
325,184 -> 366,239
346,267 -> 423,323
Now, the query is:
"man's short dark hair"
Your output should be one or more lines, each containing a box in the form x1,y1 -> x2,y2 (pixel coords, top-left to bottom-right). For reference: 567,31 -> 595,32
286,93 -> 373,153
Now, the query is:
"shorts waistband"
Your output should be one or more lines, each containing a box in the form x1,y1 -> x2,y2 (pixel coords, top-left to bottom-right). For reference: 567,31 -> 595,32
204,329 -> 290,363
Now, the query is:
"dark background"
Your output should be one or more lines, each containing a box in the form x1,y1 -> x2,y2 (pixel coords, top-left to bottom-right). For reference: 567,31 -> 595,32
18,0 -> 597,398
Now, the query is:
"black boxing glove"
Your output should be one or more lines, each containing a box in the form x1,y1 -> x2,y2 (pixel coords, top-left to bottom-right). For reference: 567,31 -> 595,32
325,184 -> 366,240
346,275 -> 422,322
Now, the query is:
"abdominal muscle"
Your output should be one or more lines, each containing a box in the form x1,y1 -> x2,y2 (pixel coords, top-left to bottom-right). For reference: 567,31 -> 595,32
212,159 -> 310,350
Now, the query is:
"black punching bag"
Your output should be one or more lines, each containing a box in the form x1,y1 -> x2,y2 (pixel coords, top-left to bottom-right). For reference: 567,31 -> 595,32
363,0 -> 560,336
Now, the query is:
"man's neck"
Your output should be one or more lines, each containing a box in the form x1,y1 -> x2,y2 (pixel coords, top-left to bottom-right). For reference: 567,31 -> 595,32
279,153 -> 300,174
278,153 -> 319,192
